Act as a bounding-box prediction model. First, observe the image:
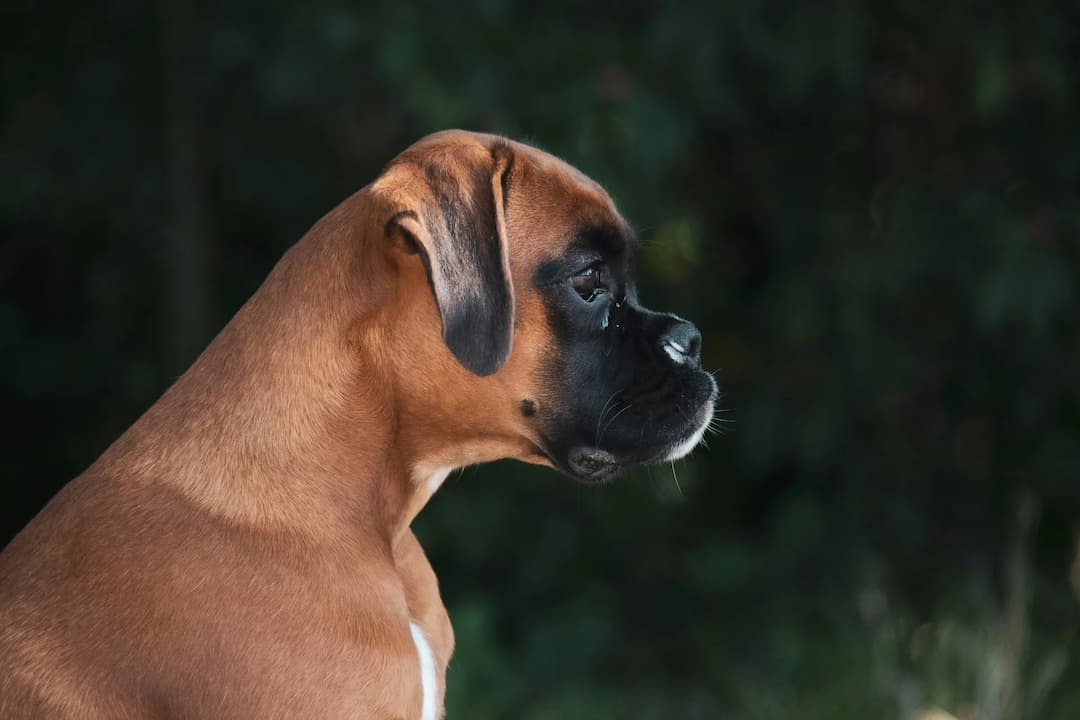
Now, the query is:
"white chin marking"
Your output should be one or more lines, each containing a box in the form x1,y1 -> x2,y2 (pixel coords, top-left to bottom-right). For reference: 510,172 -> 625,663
409,622 -> 438,720
664,397 -> 714,462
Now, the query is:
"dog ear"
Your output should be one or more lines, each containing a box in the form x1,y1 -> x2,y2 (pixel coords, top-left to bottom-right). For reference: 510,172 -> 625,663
380,141 -> 515,377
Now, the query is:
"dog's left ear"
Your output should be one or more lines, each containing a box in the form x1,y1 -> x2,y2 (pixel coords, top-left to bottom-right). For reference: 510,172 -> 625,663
378,141 -> 515,377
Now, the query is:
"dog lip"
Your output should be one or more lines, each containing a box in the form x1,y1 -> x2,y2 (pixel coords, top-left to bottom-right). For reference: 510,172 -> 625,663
566,446 -> 621,483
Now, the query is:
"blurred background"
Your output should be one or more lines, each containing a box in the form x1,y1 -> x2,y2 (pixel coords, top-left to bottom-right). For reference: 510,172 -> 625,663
2,1 -> 1079,718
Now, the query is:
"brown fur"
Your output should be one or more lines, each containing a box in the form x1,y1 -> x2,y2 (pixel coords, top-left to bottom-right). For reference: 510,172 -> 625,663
0,131 -> 629,719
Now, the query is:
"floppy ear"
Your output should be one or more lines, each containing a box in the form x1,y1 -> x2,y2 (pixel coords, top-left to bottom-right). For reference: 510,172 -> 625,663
381,142 -> 515,377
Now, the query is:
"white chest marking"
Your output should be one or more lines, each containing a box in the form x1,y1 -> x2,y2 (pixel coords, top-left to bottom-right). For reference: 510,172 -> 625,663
409,621 -> 438,720
426,467 -> 451,494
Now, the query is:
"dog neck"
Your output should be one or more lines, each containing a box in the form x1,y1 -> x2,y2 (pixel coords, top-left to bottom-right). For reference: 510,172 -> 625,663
89,191 -> 451,545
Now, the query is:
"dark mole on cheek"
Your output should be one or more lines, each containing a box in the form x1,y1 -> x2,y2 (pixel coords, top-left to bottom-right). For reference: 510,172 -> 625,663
520,399 -> 536,417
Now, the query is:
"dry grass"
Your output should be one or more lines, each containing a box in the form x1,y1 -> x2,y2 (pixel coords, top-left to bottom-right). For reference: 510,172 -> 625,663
863,491 -> 1077,720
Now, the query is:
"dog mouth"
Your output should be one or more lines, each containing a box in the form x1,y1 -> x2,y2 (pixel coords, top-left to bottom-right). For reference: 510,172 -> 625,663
556,385 -> 718,484
655,391 -> 716,463
566,446 -> 622,484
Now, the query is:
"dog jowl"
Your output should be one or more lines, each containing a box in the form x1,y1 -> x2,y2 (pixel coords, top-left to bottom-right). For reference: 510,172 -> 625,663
527,226 -> 718,483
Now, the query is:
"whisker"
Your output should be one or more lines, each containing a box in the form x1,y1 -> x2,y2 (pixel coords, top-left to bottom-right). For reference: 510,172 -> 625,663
599,403 -> 634,444
673,400 -> 690,423
670,461 -> 683,496
594,391 -> 620,447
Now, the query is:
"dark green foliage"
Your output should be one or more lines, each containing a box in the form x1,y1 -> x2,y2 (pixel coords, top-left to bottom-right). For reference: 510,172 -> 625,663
2,1 -> 1078,717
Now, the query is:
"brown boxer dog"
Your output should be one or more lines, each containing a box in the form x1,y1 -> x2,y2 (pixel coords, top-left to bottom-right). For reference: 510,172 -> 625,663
0,131 -> 716,719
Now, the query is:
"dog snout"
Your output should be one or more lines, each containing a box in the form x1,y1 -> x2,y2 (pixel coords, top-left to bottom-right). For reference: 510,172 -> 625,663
660,320 -> 702,368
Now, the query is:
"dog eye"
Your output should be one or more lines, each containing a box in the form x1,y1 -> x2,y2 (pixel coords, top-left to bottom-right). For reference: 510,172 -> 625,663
570,263 -> 608,302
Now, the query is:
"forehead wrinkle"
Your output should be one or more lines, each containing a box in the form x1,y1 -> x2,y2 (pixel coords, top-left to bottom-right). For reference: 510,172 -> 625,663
502,141 -> 633,271
572,221 -> 638,260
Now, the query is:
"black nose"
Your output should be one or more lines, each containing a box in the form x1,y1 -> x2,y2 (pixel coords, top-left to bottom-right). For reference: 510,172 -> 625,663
661,319 -> 702,367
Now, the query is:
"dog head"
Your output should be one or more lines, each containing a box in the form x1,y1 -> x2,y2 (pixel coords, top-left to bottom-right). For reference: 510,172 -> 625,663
370,130 -> 717,482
